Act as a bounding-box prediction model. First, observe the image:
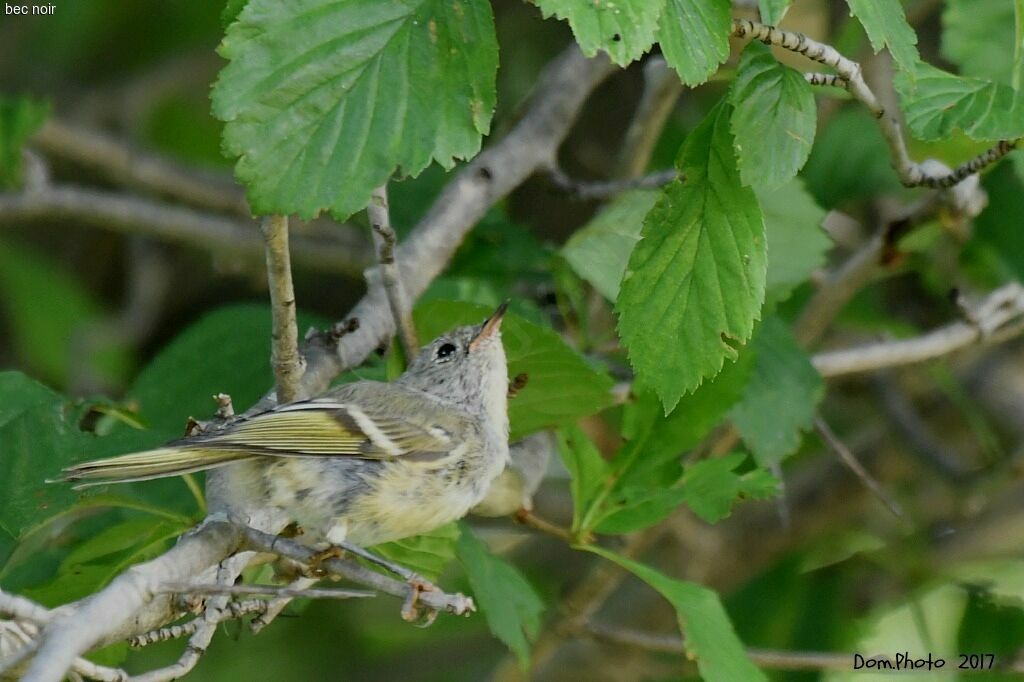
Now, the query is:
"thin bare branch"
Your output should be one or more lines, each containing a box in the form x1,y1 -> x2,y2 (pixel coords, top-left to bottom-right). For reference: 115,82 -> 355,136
129,600 -> 268,648
813,283 -> 1024,378
0,589 -> 52,625
547,166 -> 678,200
731,19 -> 1016,188
161,582 -> 374,601
261,215 -> 304,403
368,184 -> 418,358
32,119 -> 249,217
0,184 -> 371,276
815,417 -> 906,520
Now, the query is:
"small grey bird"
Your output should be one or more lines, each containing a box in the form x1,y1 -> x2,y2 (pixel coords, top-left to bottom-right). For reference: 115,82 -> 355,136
60,304 -> 511,548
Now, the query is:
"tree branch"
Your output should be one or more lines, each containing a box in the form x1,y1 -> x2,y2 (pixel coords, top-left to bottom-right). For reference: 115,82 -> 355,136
814,416 -> 906,521
812,283 -> 1024,378
616,56 -> 683,179
731,19 -> 1017,188
0,184 -> 371,276
547,166 -> 677,200
367,184 -> 418,358
261,215 -> 304,403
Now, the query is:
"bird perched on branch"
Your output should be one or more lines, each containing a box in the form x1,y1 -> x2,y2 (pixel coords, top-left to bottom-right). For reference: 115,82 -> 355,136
59,304 -> 511,548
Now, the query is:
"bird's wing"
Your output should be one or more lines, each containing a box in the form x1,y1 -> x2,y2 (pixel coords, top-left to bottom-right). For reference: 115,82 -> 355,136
198,388 -> 468,461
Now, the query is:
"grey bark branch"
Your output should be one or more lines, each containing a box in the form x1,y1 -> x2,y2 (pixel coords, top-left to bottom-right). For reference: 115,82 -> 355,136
547,166 -> 678,200
731,19 -> 1018,188
261,215 -> 304,403
814,417 -> 906,520
616,56 -> 684,179
0,185 -> 371,276
368,184 -> 419,358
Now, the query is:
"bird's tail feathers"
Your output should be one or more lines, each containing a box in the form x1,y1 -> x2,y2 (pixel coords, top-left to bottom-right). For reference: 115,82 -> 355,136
55,446 -> 256,489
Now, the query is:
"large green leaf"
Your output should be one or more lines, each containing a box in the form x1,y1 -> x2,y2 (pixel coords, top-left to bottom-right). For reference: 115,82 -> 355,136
757,179 -> 831,307
560,189 -> 659,301
534,0 -> 665,66
729,41 -> 816,189
941,0 -> 1017,85
586,547 -> 768,682
657,0 -> 732,86
846,0 -> 919,72
212,0 -> 498,219
617,102 -> 766,412
729,317 -> 823,467
414,301 -> 614,439
680,452 -> 777,523
894,61 -> 1024,142
0,239 -> 130,389
0,373 -> 89,538
0,95 -> 49,189
456,525 -> 544,667
758,0 -> 791,25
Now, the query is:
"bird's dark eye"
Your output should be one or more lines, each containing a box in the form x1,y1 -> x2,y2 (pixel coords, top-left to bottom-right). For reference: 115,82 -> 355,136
436,343 -> 457,360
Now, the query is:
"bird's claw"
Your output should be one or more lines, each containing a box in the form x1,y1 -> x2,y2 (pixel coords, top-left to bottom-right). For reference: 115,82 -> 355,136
305,546 -> 345,578
400,578 -> 438,626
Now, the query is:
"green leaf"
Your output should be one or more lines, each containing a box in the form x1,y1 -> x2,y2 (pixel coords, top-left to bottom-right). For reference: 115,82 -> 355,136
617,102 -> 766,412
212,0 -> 498,220
534,0 -> 665,66
680,452 -> 777,523
585,547 -> 768,682
372,523 -> 458,582
657,0 -> 732,86
556,426 -> 610,532
0,239 -> 131,389
414,301 -> 614,439
221,0 -> 248,28
941,0 -> 1017,85
801,108 -> 902,208
561,189 -> 659,301
62,516 -> 189,568
0,95 -> 49,189
729,41 -> 816,189
894,61 -> 1024,142
758,0 -> 791,25
729,317 -> 824,466
846,0 -> 919,72
0,372 -> 91,538
456,525 -> 544,667
974,162 -> 1024,282
757,178 -> 831,307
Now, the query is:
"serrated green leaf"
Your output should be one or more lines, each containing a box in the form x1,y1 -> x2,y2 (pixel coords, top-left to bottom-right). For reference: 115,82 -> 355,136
556,426 -> 610,533
894,61 -> 1024,142
212,0 -> 498,219
561,189 -> 659,301
0,95 -> 49,189
657,0 -> 732,86
534,0 -> 665,66
62,517 -> 188,568
617,102 -> 766,412
680,452 -> 777,523
221,0 -> 248,28
0,238 -> 131,389
414,301 -> 614,439
585,547 -> 768,682
372,523 -> 458,582
456,525 -> 544,667
941,0 -> 1017,85
730,41 -> 816,189
846,0 -> 919,72
757,178 -> 831,307
758,0 -> 791,25
729,317 -> 823,466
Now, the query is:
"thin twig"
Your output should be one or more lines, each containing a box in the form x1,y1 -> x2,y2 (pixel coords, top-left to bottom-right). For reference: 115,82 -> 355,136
815,417 -> 906,520
547,166 -> 677,200
239,526 -> 475,619
0,184 -> 371,276
0,589 -> 52,625
261,215 -> 304,403
731,19 -> 1016,188
32,119 -> 250,217
513,510 -> 574,542
129,599 -> 267,648
161,582 -> 374,601
367,184 -> 418,358
813,283 -> 1024,378
248,576 -> 316,634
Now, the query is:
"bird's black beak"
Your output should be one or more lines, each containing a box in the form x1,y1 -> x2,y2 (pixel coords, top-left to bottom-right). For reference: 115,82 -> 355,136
469,301 -> 508,352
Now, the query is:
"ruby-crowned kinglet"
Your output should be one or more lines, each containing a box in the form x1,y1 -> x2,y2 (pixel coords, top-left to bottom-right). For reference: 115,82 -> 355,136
59,304 -> 511,547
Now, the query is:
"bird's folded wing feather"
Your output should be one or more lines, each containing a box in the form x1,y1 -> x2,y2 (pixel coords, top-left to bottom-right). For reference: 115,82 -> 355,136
197,395 -> 468,461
